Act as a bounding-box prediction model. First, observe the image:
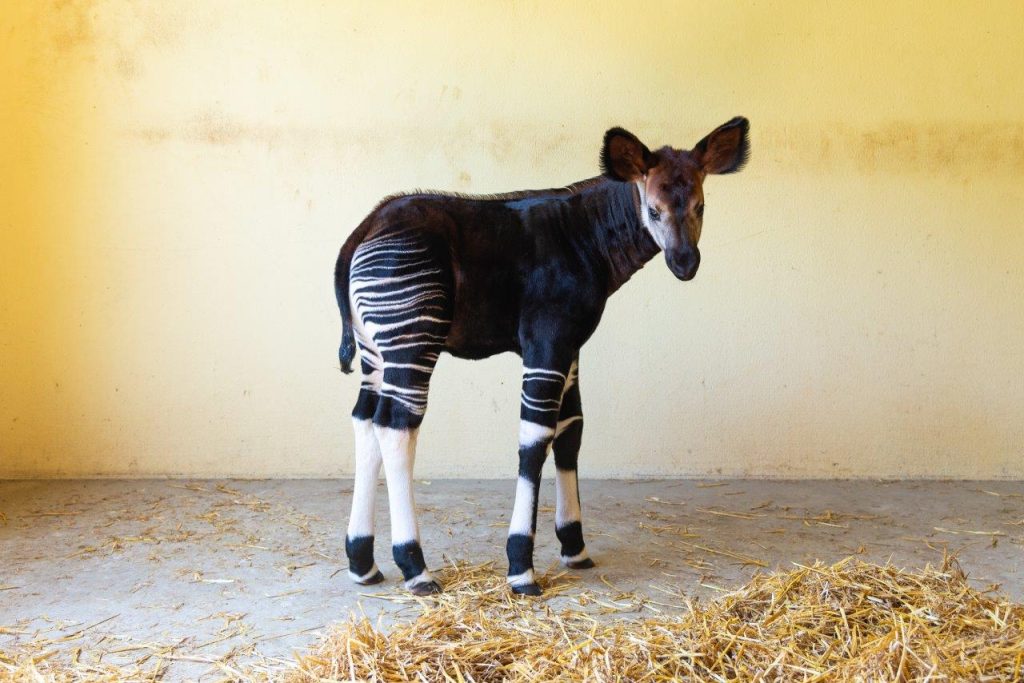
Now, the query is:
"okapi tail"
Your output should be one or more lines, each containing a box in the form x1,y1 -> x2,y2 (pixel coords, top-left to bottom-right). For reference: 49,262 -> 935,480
335,221 -> 371,374
334,248 -> 356,374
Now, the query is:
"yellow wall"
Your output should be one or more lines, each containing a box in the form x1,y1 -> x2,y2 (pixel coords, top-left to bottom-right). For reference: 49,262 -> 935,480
2,1 -> 1022,478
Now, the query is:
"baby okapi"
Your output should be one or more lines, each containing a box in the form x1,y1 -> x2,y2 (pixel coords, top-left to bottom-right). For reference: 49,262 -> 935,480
335,118 -> 750,595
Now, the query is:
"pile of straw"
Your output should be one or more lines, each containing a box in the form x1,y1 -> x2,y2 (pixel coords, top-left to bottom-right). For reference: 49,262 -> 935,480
289,557 -> 1023,682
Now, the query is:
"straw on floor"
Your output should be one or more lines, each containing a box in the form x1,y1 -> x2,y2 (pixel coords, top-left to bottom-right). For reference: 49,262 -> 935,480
288,556 -> 1023,682
3,556 -> 1022,682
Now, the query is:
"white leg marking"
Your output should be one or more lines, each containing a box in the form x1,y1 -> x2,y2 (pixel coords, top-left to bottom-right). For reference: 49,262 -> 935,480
348,563 -> 382,584
509,475 -> 536,537
507,568 -> 537,587
522,367 -> 566,380
519,420 -> 555,448
347,417 -> 382,538
555,467 -> 581,529
376,426 -> 420,545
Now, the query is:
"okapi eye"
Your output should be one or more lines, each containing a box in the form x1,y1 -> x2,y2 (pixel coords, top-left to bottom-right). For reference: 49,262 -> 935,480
648,206 -> 660,222
695,203 -> 705,217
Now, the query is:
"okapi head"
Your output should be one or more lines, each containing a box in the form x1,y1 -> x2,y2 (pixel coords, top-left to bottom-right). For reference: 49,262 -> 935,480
600,117 -> 750,281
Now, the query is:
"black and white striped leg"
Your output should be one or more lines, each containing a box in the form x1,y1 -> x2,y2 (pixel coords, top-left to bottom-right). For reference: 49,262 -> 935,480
553,361 -> 594,569
348,230 -> 450,596
507,354 -> 571,595
345,347 -> 386,585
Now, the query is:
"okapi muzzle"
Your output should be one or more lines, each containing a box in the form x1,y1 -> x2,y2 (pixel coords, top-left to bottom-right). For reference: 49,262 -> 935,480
333,116 -> 750,596
666,245 -> 700,281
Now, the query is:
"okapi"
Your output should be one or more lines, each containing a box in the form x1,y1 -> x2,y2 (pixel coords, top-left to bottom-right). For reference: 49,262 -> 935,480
335,118 -> 750,595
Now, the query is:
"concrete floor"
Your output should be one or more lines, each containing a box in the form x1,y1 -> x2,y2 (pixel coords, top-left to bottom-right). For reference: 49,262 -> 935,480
1,479 -> 1023,679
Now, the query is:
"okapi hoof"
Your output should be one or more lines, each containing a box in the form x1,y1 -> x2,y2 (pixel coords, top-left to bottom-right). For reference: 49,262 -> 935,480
348,565 -> 385,585
561,549 -> 595,569
564,557 -> 596,570
511,582 -> 543,596
409,580 -> 442,596
359,570 -> 386,585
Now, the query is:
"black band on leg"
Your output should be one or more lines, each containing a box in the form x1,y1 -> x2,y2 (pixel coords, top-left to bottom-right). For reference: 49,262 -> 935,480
392,540 -> 427,581
346,534 -> 382,582
352,389 -> 379,421
553,424 -> 582,470
345,535 -> 375,575
506,533 -> 535,577
555,520 -> 586,557
372,396 -> 425,430
553,373 -> 583,468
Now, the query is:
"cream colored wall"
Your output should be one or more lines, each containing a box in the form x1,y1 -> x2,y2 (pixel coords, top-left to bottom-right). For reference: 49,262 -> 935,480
1,1 -> 1022,478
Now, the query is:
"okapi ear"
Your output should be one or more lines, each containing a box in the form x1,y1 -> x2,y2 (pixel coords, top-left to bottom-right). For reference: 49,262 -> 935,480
693,117 -> 750,175
600,127 -> 655,182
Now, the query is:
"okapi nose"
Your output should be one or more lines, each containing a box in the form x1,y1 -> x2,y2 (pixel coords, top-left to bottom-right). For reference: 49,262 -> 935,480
667,247 -> 700,281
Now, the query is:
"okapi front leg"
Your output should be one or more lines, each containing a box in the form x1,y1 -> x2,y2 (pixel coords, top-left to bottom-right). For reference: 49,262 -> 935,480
553,361 -> 595,569
507,362 -> 569,595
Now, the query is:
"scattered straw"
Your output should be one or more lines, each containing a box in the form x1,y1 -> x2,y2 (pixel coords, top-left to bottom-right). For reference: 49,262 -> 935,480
288,557 -> 1023,682
3,479 -> 1022,681
695,506 -> 765,520
3,556 -> 1023,681
934,526 -> 1006,537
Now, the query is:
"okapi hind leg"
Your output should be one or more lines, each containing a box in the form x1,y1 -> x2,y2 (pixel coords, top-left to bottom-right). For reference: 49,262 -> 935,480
346,412 -> 385,584
345,356 -> 386,585
507,353 -> 573,596
375,421 -> 441,595
553,361 -> 595,569
349,229 -> 451,596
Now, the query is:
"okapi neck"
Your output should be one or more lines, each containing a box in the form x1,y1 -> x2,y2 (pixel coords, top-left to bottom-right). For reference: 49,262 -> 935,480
587,181 -> 661,295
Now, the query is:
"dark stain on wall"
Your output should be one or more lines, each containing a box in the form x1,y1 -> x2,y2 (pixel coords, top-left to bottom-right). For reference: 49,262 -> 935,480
854,122 -> 1024,174
133,127 -> 172,144
188,111 -> 250,146
50,0 -> 96,54
762,122 -> 1024,177
104,4 -> 192,81
113,49 -> 138,80
128,117 -> 1024,180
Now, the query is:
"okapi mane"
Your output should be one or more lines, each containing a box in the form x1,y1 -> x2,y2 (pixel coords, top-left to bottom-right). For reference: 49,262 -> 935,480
369,177 -> 608,213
